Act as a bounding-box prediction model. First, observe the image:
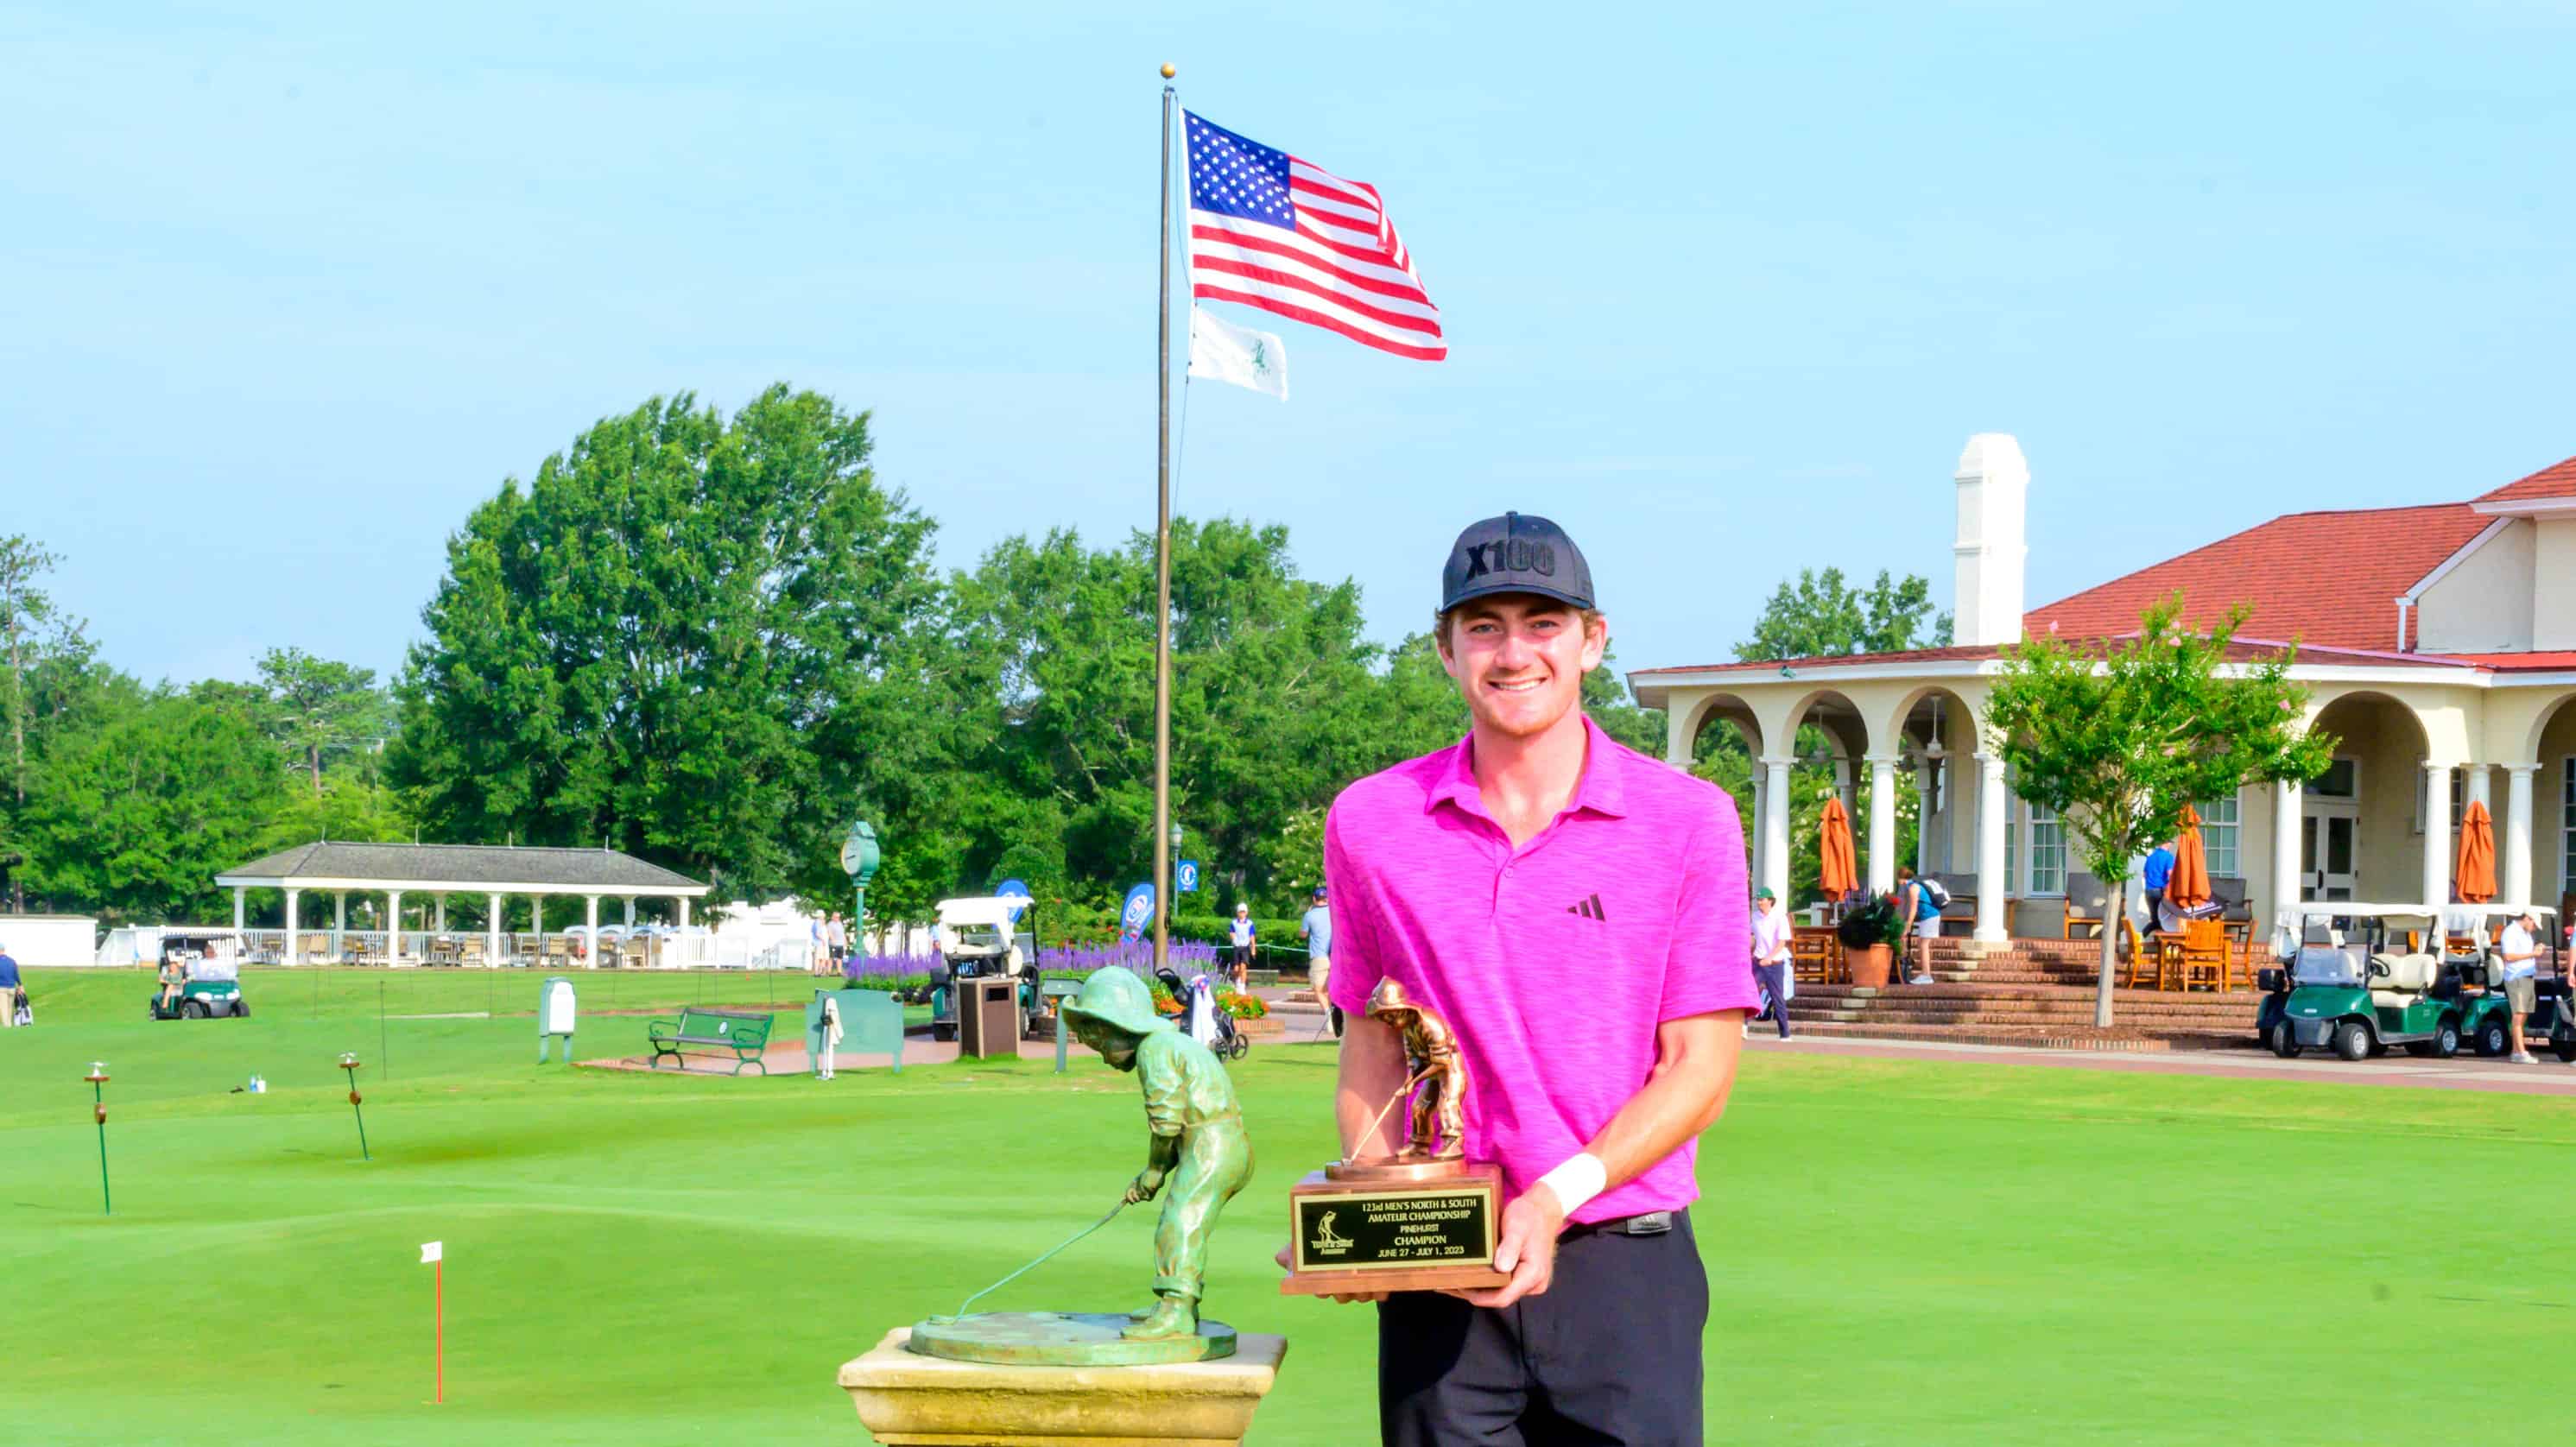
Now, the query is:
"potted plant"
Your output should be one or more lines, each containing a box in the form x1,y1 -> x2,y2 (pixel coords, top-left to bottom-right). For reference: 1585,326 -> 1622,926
1838,895 -> 1897,989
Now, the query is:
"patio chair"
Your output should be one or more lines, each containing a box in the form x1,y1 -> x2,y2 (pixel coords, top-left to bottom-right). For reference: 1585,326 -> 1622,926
2060,871 -> 2112,942
2177,919 -> 2231,992
2121,918 -> 2176,990
1789,927 -> 1844,985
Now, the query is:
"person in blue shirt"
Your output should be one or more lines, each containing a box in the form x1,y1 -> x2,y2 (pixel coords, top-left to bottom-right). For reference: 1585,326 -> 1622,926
1225,903 -> 1257,991
2141,840 -> 2177,942
0,940 -> 22,1027
1298,886 -> 1339,1038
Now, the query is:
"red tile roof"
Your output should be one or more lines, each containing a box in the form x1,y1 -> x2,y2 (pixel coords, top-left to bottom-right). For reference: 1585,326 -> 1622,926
1630,645 -> 2003,678
2476,454 -> 2576,507
1629,637 -> 2470,679
2020,503 -> 2491,653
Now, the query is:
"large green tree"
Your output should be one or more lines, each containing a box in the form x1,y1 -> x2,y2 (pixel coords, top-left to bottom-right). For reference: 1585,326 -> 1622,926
256,647 -> 392,793
389,387 -> 950,904
1737,566 -> 1953,661
1984,597 -> 2332,1027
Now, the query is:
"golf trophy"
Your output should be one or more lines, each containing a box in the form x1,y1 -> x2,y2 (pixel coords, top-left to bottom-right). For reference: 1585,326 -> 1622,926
1281,981 -> 1508,1295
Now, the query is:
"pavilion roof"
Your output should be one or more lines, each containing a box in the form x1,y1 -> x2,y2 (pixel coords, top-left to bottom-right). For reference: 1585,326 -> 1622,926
2474,453 -> 2576,509
216,842 -> 707,894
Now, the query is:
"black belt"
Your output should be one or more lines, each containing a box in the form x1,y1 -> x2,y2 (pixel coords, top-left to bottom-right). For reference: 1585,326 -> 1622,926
1561,1209 -> 1679,1239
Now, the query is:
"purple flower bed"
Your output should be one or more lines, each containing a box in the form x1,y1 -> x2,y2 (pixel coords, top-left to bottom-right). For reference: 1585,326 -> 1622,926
834,939 -> 1225,993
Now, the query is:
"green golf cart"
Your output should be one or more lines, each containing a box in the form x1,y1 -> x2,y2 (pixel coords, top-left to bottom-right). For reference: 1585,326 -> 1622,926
148,932 -> 249,1020
2443,905 -> 2560,1059
2258,905 -> 2472,1061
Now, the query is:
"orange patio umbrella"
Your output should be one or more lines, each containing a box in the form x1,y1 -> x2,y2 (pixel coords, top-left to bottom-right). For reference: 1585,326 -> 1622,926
2166,804 -> 2212,913
1818,796 -> 1858,901
2455,799 -> 2497,904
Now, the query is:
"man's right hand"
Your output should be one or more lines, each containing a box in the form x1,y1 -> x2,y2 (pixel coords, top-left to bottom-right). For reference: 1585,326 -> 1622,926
1275,1240 -> 1389,1304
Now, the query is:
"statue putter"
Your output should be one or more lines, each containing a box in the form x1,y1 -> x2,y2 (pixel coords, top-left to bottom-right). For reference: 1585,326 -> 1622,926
905,967 -> 1252,1366
1280,980 -> 1508,1295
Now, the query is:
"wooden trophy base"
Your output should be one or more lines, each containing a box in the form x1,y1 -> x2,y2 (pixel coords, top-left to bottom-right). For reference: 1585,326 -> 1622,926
1281,1159 -> 1510,1295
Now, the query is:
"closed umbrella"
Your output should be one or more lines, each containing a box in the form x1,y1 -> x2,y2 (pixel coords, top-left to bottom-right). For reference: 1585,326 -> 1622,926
1818,796 -> 1858,902
2454,799 -> 2497,905
2167,805 -> 2212,913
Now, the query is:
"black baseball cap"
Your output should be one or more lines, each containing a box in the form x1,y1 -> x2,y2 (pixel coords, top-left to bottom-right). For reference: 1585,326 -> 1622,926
1440,511 -> 1594,614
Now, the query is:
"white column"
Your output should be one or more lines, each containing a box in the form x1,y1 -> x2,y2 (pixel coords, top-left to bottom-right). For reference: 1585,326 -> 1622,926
1973,752 -> 2008,942
2505,765 -> 2538,905
623,897 -> 636,928
2465,764 -> 2493,816
1759,755 -> 1793,905
333,891 -> 347,962
434,894 -> 448,932
231,887 -> 246,933
1915,755 -> 1939,875
2421,762 -> 2453,913
1865,754 -> 1899,894
282,887 -> 301,965
531,894 -> 543,955
387,890 -> 404,964
1747,772 -> 1768,894
488,894 -> 504,970
585,895 -> 601,970
2273,778 -> 2304,938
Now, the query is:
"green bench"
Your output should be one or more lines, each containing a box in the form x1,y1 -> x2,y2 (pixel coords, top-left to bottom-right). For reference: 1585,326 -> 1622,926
646,1007 -> 775,1075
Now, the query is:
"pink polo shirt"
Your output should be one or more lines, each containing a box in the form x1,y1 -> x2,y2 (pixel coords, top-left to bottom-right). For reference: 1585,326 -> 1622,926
1325,714 -> 1755,1224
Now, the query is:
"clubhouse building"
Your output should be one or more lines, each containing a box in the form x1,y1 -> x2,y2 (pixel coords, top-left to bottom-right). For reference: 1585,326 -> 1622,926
1630,437 -> 2576,942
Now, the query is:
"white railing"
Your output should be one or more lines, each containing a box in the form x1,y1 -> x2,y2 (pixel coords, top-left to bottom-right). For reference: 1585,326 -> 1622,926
232,928 -> 716,969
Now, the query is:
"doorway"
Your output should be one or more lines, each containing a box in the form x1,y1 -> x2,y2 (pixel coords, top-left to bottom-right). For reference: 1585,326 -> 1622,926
2301,808 -> 2358,900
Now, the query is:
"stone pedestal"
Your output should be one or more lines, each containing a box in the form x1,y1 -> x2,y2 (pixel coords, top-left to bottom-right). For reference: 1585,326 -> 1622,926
839,1328 -> 1287,1446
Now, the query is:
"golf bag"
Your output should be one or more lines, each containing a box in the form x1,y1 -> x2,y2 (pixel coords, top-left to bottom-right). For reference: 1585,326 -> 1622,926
10,985 -> 26,1027
1155,967 -> 1248,1060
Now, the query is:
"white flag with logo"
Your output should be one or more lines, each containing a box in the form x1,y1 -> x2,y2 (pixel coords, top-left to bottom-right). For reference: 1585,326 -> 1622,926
1187,306 -> 1288,401
420,1241 -> 442,1264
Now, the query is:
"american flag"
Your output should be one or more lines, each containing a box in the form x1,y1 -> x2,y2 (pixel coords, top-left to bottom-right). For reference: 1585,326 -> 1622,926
1184,111 -> 1445,362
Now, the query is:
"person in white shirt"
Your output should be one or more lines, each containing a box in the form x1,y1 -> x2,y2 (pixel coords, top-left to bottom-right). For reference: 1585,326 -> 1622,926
2496,909 -> 2543,1065
1750,887 -> 1794,1040
1226,904 -> 1257,991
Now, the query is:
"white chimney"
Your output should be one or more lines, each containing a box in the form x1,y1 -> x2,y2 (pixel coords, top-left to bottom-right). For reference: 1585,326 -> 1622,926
1953,433 -> 2029,648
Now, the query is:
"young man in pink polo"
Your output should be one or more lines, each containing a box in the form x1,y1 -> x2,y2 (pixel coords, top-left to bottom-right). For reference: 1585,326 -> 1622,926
1309,512 -> 1756,1446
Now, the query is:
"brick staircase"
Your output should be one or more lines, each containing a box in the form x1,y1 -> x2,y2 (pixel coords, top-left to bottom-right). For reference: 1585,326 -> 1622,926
1784,938 -> 2263,1052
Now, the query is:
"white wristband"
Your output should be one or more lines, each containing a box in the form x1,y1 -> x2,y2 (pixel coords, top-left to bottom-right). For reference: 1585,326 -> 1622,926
1535,1152 -> 1607,1216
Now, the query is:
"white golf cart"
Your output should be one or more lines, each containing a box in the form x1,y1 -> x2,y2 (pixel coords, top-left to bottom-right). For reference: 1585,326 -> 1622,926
927,894 -> 1044,1041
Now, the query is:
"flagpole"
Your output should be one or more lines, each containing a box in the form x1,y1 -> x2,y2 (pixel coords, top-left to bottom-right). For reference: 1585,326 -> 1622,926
1152,62 -> 1176,976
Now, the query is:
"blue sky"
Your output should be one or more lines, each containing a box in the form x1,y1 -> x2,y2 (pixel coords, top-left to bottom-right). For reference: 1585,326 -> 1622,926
8,2 -> 2573,691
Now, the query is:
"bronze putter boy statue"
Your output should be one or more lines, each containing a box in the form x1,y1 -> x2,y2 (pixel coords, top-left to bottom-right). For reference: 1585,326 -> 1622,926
1060,967 -> 1255,1340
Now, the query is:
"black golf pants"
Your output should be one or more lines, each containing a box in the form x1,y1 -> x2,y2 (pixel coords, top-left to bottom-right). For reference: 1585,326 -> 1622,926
1377,1211 -> 1706,1446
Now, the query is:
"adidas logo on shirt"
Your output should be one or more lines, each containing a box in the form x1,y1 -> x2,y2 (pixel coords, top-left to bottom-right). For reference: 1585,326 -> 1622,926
1565,893 -> 1607,921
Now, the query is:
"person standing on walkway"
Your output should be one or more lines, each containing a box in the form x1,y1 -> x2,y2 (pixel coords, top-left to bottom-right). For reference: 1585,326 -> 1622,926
1299,885 -> 1340,1038
810,913 -> 828,976
1227,903 -> 1257,991
826,912 -> 848,972
0,940 -> 21,1028
2497,908 -> 2543,1065
2141,838 -> 2176,942
1306,511 -> 1756,1447
1750,888 -> 1793,1040
1894,866 -> 1939,985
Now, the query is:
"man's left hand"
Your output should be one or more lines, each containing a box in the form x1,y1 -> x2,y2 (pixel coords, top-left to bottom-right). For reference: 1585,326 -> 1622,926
1443,1184 -> 1566,1309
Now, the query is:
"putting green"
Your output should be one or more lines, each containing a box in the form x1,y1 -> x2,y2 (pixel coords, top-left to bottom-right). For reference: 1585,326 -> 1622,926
8,968 -> 2572,1445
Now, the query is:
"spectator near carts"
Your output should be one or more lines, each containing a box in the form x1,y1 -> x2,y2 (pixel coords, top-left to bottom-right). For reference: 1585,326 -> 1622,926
2141,837 -> 2177,942
0,939 -> 21,1028
2497,908 -> 2544,1065
1750,888 -> 1793,1040
1894,866 -> 1940,986
1311,511 -> 1756,1446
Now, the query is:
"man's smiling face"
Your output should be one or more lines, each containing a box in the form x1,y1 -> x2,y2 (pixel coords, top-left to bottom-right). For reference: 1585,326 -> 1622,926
1438,593 -> 1606,741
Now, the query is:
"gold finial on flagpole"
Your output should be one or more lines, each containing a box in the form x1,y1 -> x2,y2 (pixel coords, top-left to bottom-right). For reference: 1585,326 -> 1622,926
1161,62 -> 1176,79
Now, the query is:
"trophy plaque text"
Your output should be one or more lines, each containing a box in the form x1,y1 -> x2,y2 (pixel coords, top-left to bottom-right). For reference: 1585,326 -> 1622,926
1281,981 -> 1510,1295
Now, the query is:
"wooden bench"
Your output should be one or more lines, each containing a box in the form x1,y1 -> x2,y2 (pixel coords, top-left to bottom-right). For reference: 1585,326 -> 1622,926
647,1007 -> 775,1074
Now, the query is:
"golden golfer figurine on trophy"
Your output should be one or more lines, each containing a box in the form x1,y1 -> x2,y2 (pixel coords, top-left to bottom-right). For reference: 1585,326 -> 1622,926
1281,980 -> 1509,1295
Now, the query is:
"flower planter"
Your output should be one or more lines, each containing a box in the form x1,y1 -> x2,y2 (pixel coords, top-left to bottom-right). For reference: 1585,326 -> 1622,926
1849,944 -> 1893,990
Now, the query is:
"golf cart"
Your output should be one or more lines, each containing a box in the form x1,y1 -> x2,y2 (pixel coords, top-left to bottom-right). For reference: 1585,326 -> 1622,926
924,894 -> 1044,1043
148,932 -> 250,1020
2256,904 -> 2484,1061
2442,904 -> 2562,1060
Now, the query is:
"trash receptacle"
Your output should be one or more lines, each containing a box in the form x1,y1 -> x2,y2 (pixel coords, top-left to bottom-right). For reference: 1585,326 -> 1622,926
957,976 -> 1019,1059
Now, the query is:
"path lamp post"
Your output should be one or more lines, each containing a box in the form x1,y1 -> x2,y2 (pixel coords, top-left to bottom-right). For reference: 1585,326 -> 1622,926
85,1062 -> 111,1215
339,1052 -> 370,1162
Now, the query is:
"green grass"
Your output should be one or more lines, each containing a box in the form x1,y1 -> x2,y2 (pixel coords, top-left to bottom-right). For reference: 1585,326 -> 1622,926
9,966 -> 2573,1445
